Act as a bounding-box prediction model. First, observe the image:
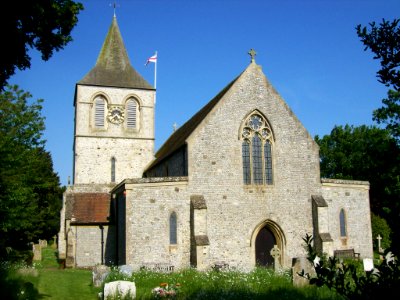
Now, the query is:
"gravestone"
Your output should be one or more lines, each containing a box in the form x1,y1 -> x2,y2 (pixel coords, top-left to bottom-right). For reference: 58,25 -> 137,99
376,234 -> 384,253
92,265 -> 110,287
270,245 -> 281,271
292,257 -> 315,287
104,280 -> 136,299
39,239 -> 47,247
32,244 -> 42,261
52,235 -> 57,249
119,265 -> 133,277
363,258 -> 374,272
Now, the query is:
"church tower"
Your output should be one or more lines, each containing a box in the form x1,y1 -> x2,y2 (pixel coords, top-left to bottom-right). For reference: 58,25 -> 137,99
73,16 -> 155,185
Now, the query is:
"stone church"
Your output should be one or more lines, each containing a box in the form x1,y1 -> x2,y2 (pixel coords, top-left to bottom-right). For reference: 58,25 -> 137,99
58,16 -> 373,270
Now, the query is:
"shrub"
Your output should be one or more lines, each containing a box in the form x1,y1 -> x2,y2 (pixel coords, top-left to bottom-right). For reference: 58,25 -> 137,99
300,234 -> 400,300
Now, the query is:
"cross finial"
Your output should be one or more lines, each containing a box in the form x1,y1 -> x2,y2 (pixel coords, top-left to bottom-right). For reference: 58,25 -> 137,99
173,122 -> 178,132
248,48 -> 257,63
110,1 -> 119,17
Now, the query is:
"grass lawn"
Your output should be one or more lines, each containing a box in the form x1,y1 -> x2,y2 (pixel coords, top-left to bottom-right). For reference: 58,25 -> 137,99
37,268 -> 100,299
33,247 -> 101,299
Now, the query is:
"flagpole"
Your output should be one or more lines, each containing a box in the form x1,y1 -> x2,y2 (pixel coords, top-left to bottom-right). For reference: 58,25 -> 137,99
154,51 -> 157,104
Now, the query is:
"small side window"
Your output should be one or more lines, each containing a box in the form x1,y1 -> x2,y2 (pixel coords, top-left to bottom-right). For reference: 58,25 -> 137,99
339,209 -> 347,237
169,212 -> 177,244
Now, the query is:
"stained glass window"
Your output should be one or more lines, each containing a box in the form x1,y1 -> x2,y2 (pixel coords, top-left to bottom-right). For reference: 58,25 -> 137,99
252,135 -> 263,184
264,141 -> 273,184
241,112 -> 274,185
242,141 -> 251,184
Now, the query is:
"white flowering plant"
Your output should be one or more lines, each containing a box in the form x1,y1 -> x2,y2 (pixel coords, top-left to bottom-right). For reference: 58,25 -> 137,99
151,282 -> 181,298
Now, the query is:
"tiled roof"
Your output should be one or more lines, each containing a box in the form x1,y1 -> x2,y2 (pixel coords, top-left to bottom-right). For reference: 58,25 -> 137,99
144,71 -> 243,173
78,16 -> 153,90
70,193 -> 111,224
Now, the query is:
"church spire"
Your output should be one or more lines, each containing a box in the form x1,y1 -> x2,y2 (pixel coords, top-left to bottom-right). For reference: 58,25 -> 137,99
79,16 -> 153,90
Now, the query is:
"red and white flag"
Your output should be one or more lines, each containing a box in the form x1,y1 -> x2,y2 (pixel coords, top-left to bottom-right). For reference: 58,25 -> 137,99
145,52 -> 157,66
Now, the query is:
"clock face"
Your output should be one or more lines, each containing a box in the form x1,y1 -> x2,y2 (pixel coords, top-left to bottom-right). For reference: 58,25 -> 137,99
107,106 -> 124,124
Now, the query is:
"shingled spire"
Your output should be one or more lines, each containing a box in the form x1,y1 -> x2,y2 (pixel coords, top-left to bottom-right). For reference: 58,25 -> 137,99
79,16 -> 153,90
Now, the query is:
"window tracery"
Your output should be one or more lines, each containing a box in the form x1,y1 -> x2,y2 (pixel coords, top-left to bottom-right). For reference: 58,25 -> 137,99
241,113 -> 273,185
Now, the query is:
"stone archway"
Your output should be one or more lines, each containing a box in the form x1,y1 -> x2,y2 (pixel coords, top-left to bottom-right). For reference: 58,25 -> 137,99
255,226 -> 276,267
250,220 -> 285,268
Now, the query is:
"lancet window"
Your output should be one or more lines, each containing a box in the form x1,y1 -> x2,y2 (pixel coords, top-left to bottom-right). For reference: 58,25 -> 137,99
339,209 -> 347,237
111,157 -> 116,183
241,113 -> 273,185
169,212 -> 177,244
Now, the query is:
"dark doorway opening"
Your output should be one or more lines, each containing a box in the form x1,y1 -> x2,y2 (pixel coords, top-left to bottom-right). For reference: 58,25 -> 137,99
255,226 -> 276,268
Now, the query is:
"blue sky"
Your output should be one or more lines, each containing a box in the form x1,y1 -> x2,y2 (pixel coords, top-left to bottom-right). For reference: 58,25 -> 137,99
10,0 -> 400,186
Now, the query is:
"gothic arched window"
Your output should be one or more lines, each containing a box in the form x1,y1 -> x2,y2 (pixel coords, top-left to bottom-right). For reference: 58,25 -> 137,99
241,112 -> 274,185
94,96 -> 106,128
126,98 -> 139,129
339,209 -> 347,237
169,212 -> 177,244
111,157 -> 116,183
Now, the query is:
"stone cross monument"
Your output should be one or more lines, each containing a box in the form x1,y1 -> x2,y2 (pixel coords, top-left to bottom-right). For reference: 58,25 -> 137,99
376,234 -> 383,253
270,244 -> 281,271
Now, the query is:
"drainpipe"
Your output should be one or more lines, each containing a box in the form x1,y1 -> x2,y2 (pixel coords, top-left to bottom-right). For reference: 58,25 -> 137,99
100,225 -> 104,265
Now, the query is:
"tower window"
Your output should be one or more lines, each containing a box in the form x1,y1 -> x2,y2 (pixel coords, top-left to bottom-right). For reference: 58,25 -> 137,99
126,98 -> 138,129
94,96 -> 106,128
241,112 -> 274,185
111,157 -> 116,183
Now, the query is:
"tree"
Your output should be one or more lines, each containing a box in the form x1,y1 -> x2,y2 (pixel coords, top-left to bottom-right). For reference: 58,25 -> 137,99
315,125 -> 399,213
315,125 -> 400,254
0,0 -> 83,90
357,19 -> 400,140
0,85 -> 63,257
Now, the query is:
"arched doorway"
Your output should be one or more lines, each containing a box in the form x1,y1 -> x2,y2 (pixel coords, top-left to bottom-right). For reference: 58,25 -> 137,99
251,220 -> 285,268
255,226 -> 276,267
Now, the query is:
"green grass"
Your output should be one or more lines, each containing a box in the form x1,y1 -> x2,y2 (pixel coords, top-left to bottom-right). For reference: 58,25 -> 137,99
105,266 -> 343,299
2,247 -> 343,299
37,268 -> 100,299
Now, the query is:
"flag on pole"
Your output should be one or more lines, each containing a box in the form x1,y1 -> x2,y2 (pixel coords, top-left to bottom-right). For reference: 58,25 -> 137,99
145,52 -> 157,66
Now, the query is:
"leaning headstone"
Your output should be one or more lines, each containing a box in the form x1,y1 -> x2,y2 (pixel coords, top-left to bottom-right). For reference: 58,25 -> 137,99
92,265 -> 111,288
292,257 -> 315,287
32,244 -> 42,261
104,280 -> 136,299
119,264 -> 133,278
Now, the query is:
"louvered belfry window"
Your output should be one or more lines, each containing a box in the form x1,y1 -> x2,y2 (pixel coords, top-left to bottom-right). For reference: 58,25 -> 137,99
241,112 -> 274,185
94,96 -> 105,128
126,99 -> 138,129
